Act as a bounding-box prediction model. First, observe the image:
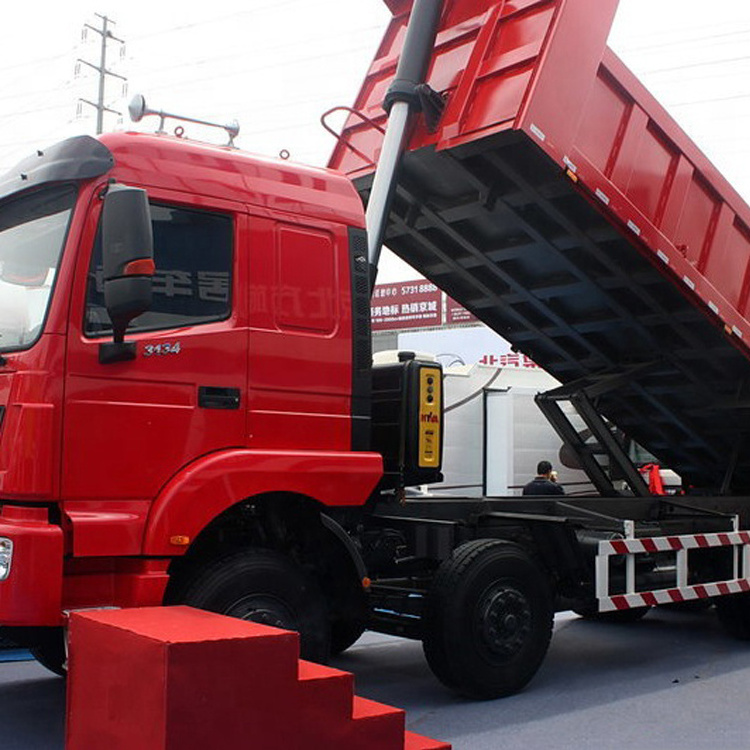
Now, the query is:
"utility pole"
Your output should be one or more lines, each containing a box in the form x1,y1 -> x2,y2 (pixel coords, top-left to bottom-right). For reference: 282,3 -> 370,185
76,14 -> 127,134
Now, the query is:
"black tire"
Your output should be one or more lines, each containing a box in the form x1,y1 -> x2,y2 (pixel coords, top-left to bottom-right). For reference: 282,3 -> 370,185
422,539 -> 554,699
573,605 -> 651,623
180,548 -> 330,662
716,592 -> 750,640
29,628 -> 67,677
322,539 -> 368,656
0,632 -> 19,650
330,618 -> 366,656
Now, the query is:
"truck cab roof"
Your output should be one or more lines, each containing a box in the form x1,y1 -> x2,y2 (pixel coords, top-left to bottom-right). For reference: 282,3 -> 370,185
1,132 -> 366,231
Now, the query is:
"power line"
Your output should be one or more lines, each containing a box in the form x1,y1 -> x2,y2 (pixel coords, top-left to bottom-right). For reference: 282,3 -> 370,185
612,12 -> 750,44
0,49 -> 75,76
131,38 -> 385,99
3,101 -> 74,118
643,54 -> 750,76
120,23 -> 383,89
667,91 -> 750,108
616,26 -> 750,54
125,0 -> 340,43
0,20 -> 380,109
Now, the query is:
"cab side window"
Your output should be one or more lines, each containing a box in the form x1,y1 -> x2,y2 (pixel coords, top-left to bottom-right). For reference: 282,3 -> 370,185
85,203 -> 233,335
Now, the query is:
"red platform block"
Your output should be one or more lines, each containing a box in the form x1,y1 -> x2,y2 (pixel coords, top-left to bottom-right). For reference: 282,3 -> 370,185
65,605 -> 451,750
66,606 -> 300,750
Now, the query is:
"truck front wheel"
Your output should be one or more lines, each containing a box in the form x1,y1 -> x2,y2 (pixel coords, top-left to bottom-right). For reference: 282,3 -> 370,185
180,548 -> 330,662
330,617 -> 366,656
1,626 -> 67,677
422,539 -> 554,699
29,628 -> 67,677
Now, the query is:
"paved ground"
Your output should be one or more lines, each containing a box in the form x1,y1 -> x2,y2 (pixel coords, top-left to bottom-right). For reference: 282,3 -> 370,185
3,607 -> 750,749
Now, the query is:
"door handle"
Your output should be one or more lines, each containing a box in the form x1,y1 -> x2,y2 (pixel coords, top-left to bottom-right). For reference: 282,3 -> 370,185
198,386 -> 241,410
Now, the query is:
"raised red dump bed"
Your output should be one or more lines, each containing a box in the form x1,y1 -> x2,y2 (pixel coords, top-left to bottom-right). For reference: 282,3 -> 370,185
330,0 -> 750,491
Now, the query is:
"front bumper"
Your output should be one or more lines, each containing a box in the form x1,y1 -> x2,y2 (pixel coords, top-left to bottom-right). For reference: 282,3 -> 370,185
0,504 -> 63,626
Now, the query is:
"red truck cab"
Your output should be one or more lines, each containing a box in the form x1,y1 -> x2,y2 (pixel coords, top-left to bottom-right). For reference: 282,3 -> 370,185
0,132 -> 382,653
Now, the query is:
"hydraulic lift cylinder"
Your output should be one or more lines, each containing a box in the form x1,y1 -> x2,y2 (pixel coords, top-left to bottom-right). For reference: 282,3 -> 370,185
365,0 -> 443,283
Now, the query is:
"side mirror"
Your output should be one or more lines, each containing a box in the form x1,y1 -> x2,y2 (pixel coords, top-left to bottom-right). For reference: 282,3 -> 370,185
100,184 -> 154,364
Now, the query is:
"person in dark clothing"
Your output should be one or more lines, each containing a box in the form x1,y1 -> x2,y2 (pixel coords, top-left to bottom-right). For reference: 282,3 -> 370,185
522,460 -> 565,495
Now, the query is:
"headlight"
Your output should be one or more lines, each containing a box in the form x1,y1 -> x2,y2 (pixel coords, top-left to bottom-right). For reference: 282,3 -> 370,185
0,537 -> 13,581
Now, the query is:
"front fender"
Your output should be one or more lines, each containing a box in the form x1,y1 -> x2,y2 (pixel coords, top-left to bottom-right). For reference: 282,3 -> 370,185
142,449 -> 382,556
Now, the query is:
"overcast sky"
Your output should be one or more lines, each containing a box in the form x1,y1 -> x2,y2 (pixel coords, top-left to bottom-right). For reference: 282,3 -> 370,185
2,0 -> 750,281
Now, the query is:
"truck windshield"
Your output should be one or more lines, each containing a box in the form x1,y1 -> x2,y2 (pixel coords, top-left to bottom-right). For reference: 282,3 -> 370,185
0,185 -> 76,352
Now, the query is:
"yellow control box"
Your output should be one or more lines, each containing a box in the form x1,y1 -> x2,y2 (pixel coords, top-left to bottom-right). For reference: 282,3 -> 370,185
418,366 -> 441,468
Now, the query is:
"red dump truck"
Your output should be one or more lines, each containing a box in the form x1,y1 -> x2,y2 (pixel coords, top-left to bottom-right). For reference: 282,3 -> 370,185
3,0 -> 750,699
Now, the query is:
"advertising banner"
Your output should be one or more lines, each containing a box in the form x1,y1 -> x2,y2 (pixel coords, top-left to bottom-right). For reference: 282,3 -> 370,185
371,281 -> 442,330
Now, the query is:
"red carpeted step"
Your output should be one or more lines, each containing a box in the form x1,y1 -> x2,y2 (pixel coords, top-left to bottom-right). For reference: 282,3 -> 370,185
65,606 -> 451,750
349,696 -> 406,749
404,729 -> 453,750
297,659 -> 355,722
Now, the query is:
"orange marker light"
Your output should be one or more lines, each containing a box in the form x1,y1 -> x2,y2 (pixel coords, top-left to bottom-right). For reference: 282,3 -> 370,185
170,535 -> 190,546
124,258 -> 156,276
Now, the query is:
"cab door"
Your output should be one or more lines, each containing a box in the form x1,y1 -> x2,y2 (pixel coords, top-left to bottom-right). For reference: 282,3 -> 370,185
62,190 -> 248,556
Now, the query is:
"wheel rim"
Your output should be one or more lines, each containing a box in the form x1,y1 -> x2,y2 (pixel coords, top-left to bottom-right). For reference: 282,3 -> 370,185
475,582 -> 532,659
224,594 -> 296,630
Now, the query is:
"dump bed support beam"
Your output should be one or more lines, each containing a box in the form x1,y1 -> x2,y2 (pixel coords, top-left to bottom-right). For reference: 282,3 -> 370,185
536,385 -> 651,498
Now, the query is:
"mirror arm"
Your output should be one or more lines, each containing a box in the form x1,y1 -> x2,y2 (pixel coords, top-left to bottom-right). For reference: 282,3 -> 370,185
99,340 -> 137,365
99,317 -> 137,364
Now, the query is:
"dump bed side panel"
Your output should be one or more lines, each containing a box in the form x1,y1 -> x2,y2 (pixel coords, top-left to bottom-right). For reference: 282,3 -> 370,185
566,49 -> 750,346
330,0 -> 750,490
330,0 -> 750,348
331,0 -> 619,177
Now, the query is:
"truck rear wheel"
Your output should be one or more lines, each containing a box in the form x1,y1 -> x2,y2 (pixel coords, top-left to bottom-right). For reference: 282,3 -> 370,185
716,592 -> 750,640
422,539 -> 553,699
180,548 -> 330,662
